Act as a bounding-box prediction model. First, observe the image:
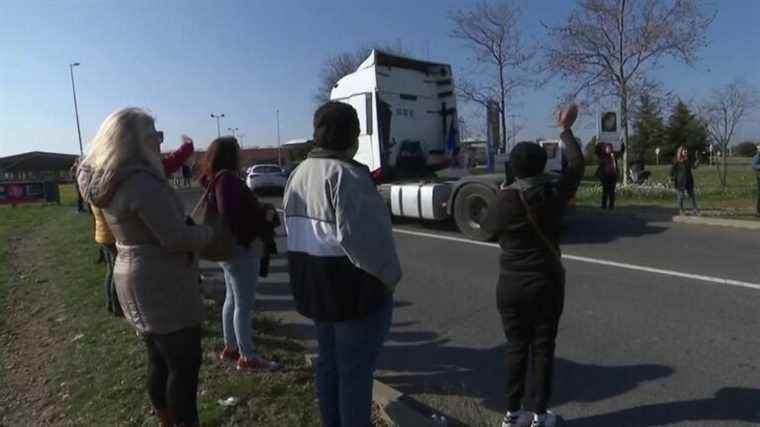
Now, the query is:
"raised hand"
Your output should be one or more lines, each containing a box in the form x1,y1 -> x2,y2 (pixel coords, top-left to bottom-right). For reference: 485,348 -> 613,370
557,103 -> 579,130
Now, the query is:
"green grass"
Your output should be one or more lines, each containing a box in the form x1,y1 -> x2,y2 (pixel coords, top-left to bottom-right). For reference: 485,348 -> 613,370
0,185 -> 321,426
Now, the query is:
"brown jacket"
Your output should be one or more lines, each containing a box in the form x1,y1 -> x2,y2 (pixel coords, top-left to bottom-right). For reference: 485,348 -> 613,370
78,165 -> 213,334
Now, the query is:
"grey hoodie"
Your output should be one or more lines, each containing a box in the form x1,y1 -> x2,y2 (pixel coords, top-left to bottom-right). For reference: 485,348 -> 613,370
78,164 -> 213,334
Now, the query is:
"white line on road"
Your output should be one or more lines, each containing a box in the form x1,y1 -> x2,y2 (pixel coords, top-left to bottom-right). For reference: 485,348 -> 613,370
393,228 -> 760,291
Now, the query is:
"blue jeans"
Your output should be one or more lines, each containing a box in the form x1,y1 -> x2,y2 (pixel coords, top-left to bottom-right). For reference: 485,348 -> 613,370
315,296 -> 393,427
676,188 -> 698,211
219,245 -> 260,358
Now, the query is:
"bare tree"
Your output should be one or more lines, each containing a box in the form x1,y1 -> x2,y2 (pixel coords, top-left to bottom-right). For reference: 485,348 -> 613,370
449,0 -> 533,153
542,0 -> 714,183
315,42 -> 407,104
701,80 -> 760,189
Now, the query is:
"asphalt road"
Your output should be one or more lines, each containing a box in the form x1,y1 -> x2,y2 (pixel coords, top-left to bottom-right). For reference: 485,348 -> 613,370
180,189 -> 760,426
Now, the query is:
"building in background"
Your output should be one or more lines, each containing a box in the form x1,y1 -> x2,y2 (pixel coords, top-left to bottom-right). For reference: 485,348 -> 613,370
0,151 -> 78,182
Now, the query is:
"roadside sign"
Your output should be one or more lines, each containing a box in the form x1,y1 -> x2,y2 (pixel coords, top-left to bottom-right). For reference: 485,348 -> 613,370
0,180 -> 60,206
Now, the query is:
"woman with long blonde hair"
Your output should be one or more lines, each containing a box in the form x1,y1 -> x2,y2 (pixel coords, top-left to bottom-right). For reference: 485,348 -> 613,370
78,108 -> 213,427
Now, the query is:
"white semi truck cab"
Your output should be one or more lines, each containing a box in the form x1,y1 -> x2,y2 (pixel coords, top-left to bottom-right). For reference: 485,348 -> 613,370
328,50 -> 506,241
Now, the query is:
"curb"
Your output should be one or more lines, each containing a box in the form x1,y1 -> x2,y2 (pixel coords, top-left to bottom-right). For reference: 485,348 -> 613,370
672,215 -> 760,230
305,355 -> 447,426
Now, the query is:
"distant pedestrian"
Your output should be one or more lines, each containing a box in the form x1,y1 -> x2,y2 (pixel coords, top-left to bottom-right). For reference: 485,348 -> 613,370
182,164 -> 192,188
77,108 -> 213,427
200,136 -> 279,371
595,142 -> 623,209
283,101 -> 402,427
482,103 -> 585,427
70,159 -> 86,213
671,145 -> 699,215
752,144 -> 760,216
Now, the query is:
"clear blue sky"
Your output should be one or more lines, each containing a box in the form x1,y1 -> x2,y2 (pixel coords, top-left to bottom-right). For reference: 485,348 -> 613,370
1,0 -> 758,157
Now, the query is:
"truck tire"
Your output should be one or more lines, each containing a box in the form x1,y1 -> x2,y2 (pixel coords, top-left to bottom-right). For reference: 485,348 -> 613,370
453,184 -> 497,241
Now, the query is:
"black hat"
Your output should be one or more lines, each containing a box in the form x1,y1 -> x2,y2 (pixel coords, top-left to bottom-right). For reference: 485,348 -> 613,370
510,142 -> 547,178
313,101 -> 360,151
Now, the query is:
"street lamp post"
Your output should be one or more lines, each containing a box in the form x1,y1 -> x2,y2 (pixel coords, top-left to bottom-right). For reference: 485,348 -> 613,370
69,62 -> 84,156
228,127 -> 239,138
210,113 -> 225,137
237,133 -> 246,146
276,109 -> 281,167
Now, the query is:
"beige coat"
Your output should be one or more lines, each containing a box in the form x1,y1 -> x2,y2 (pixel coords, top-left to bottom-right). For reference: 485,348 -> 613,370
79,165 -> 213,334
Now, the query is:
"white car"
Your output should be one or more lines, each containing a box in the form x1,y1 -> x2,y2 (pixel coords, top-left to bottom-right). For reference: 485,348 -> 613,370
246,164 -> 287,194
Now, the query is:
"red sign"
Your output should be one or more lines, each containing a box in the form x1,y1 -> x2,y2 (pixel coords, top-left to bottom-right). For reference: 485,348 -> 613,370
0,181 -> 58,205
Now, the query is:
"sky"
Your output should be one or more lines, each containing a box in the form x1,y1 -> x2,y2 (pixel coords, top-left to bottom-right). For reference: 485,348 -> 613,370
1,0 -> 759,157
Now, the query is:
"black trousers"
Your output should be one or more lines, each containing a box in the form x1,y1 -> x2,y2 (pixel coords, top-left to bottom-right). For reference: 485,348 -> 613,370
497,269 -> 565,414
600,177 -> 617,209
101,244 -> 122,317
755,177 -> 760,215
143,326 -> 202,425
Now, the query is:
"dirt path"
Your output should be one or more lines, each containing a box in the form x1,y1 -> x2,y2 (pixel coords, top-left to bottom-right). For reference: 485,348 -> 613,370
1,233 -> 69,426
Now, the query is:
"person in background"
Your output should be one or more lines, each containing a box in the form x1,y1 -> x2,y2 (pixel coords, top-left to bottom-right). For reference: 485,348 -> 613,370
482,104 -> 584,427
90,135 -> 195,317
283,102 -> 402,427
200,137 -> 279,371
71,159 -> 87,213
752,144 -> 760,216
182,164 -> 193,188
595,142 -> 624,210
78,108 -> 212,427
671,145 -> 700,216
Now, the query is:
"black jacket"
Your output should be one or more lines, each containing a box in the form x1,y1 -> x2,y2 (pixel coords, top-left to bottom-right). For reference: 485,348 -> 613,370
482,130 -> 585,276
671,159 -> 696,191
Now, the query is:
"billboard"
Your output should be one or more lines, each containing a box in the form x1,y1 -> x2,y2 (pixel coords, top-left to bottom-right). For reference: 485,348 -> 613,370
0,181 -> 60,205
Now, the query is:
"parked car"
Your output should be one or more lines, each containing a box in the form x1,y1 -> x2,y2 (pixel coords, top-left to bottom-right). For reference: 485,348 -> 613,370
246,164 -> 287,194
282,162 -> 301,177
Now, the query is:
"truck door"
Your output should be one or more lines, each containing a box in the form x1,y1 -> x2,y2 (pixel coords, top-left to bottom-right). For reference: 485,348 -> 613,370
341,93 -> 378,172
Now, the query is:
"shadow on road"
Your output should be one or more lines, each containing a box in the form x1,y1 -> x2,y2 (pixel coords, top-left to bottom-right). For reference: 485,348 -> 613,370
376,338 -> 674,413
564,387 -> 760,426
561,206 -> 671,246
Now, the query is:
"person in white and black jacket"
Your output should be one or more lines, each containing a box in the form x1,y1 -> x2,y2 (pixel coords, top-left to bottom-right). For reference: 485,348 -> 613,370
283,101 -> 402,427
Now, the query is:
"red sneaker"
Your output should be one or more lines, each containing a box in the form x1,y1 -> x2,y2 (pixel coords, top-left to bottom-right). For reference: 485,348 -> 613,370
218,345 -> 240,362
236,355 -> 279,371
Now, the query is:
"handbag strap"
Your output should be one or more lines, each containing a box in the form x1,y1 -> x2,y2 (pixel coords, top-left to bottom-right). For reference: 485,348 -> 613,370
191,170 -> 232,217
518,190 -> 562,264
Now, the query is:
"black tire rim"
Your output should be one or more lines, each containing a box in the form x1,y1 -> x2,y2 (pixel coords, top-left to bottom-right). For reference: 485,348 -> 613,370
465,194 -> 488,229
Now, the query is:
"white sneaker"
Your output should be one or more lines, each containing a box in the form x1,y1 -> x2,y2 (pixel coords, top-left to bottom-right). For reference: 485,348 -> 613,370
530,411 -> 558,427
502,410 -> 532,427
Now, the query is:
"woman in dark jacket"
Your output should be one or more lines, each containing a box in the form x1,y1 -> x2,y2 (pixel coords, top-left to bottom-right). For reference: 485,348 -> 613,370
595,142 -> 623,209
199,137 -> 279,371
482,104 -> 584,427
670,145 -> 699,215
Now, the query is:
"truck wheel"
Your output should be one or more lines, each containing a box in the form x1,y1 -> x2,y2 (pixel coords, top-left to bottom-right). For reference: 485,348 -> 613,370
453,184 -> 497,241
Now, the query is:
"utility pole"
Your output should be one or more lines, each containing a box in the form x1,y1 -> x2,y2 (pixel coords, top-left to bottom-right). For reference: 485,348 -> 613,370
276,109 -> 282,167
69,62 -> 83,156
210,113 -> 225,137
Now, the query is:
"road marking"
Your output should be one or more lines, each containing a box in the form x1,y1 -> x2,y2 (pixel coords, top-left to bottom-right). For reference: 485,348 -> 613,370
392,228 -> 760,291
